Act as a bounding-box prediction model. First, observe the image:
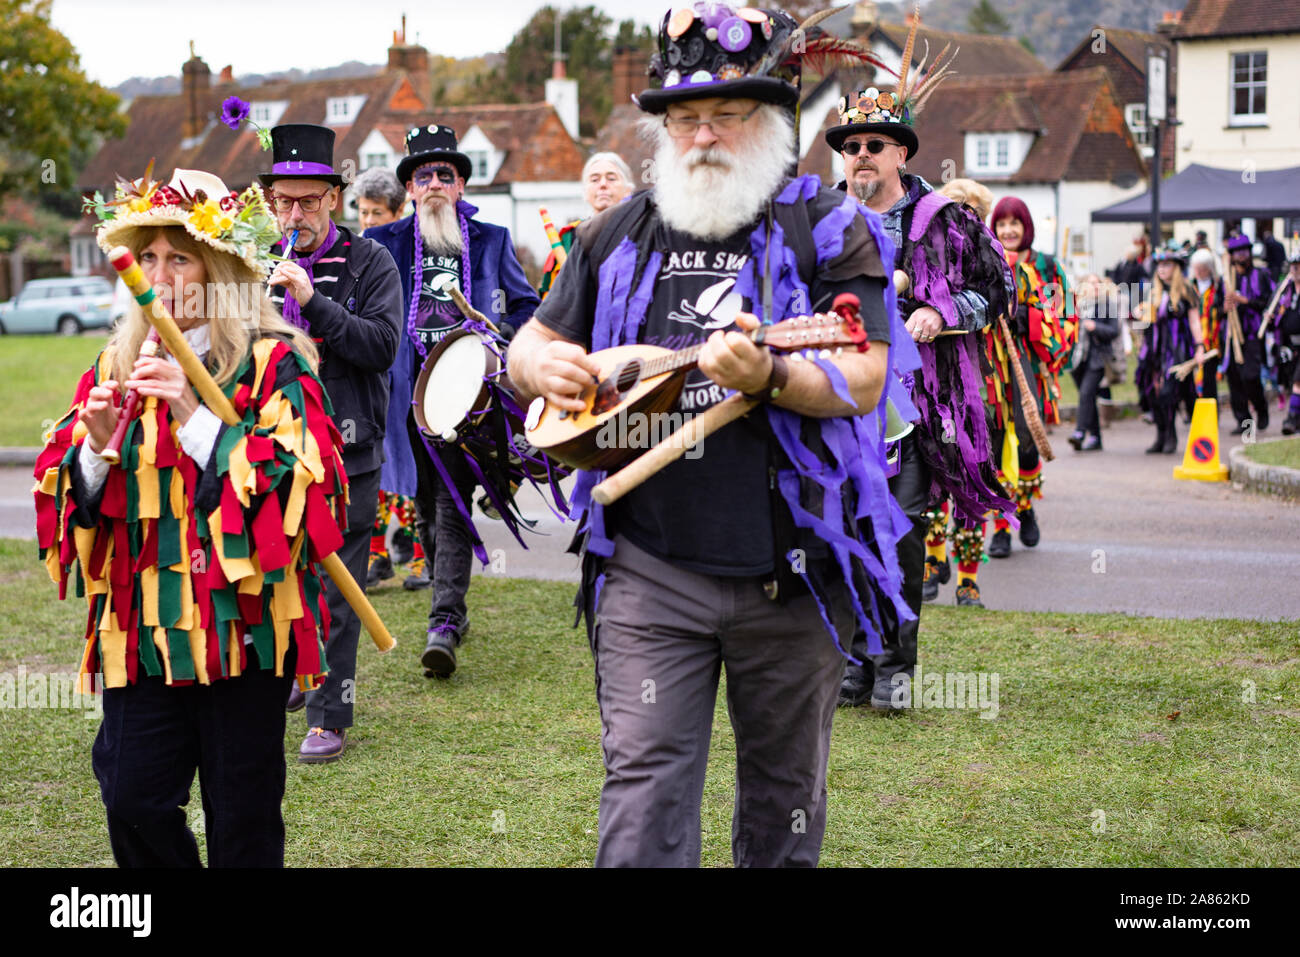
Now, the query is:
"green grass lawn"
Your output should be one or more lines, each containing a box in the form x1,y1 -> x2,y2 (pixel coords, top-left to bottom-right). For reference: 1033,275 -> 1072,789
1242,436 -> 1300,471
0,334 -> 108,447
2,536 -> 1297,867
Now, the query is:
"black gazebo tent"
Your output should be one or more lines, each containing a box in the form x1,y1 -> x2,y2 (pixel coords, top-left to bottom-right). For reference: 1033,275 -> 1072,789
1091,163 -> 1300,222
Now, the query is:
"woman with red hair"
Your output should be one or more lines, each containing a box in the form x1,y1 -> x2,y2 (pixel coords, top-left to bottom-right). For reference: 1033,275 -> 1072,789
983,197 -> 1075,561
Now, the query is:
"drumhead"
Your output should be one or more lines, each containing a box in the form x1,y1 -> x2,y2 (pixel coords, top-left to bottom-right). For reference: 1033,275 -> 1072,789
422,334 -> 490,436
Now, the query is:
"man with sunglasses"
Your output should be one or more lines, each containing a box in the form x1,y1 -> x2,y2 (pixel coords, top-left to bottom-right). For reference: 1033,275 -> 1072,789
827,88 -> 1015,710
367,124 -> 539,678
260,123 -> 403,763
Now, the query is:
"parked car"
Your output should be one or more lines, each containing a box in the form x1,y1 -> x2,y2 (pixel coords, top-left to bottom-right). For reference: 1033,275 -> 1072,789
0,277 -> 116,335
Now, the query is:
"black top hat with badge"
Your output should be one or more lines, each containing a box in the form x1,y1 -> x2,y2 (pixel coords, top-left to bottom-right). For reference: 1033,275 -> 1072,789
397,125 -> 472,186
257,124 -> 345,188
638,5 -> 878,115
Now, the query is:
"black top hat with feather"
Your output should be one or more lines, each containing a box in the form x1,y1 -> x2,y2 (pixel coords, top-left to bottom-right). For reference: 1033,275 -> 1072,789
638,5 -> 881,114
824,13 -> 959,160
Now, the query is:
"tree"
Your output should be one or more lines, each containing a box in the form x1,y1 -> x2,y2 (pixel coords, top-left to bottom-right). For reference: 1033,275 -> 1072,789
967,0 -> 1012,34
0,1 -> 126,206
474,6 -> 655,139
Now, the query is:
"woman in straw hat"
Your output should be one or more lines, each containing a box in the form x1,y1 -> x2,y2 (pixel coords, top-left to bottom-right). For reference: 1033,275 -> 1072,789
33,166 -> 348,867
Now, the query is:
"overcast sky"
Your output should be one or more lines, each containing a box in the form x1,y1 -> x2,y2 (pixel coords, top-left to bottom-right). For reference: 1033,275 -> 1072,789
50,0 -> 660,87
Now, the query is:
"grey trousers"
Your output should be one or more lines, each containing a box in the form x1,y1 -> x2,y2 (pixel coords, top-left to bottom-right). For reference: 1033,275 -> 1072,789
592,535 -> 850,867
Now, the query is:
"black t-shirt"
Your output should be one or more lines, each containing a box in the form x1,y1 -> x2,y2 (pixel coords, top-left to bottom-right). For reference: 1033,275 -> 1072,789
535,189 -> 889,577
412,251 -> 465,368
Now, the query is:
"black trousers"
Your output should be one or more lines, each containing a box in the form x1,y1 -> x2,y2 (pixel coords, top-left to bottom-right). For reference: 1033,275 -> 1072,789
850,432 -> 927,681
305,466 -> 380,731
92,646 -> 295,868
408,416 -> 477,635
1073,363 -> 1106,438
1226,338 -> 1268,426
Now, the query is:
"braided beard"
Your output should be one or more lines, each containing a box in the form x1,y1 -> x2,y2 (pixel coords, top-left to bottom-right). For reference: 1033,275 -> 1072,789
417,195 -> 463,256
642,104 -> 792,240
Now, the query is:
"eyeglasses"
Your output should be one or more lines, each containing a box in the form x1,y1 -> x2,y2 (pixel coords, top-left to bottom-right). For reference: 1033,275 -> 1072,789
841,138 -> 899,156
270,190 -> 331,213
663,105 -> 762,138
413,166 -> 458,188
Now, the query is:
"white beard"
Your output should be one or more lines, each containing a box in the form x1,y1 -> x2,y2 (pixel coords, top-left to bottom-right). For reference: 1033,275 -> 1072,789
641,105 -> 792,241
417,197 -> 463,256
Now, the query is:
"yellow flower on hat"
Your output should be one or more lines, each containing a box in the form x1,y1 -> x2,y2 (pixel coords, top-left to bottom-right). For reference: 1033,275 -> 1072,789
189,198 -> 232,238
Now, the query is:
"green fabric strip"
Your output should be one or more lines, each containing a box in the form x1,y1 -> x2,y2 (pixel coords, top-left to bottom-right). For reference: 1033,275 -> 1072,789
166,627 -> 195,681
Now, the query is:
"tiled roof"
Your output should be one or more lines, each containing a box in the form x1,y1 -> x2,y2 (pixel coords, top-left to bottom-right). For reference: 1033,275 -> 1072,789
591,103 -> 655,186
799,67 -> 1145,187
961,91 -> 1043,133
874,22 -> 1047,76
422,104 -> 585,183
1175,0 -> 1300,39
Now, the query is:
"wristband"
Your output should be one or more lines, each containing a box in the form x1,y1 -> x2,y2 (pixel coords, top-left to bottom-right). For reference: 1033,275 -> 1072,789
744,353 -> 788,403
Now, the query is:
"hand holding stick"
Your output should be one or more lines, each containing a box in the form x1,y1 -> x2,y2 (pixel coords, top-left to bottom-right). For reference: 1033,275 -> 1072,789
107,246 -> 395,654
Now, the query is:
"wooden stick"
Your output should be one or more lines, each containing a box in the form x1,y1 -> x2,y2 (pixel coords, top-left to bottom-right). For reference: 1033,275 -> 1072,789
107,246 -> 395,654
591,394 -> 759,506
1223,252 -> 1245,365
1258,276 -> 1293,339
998,315 -> 1054,461
1169,349 -> 1219,381
449,286 -> 500,335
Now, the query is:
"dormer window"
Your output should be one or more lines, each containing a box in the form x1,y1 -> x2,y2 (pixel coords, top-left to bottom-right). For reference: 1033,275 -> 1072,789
325,95 -> 367,126
250,101 -> 288,127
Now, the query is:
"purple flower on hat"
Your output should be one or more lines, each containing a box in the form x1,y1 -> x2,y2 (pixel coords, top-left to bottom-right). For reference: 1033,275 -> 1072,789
220,96 -> 251,131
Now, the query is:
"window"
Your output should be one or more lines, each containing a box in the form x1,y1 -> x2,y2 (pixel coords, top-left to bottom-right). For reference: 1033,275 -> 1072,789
976,138 -> 989,168
363,153 -> 388,170
465,149 -> 490,180
995,138 -> 1009,169
1230,51 -> 1267,123
249,101 -> 288,127
1125,103 -> 1149,146
1071,233 -> 1086,255
325,95 -> 367,126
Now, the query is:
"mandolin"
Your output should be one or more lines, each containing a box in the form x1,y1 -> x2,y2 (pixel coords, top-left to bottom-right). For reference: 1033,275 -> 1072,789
524,293 -> 870,471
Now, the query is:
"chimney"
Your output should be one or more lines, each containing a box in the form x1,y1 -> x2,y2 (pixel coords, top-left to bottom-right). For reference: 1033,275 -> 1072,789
904,8 -> 920,28
545,15 -> 580,139
181,42 -> 212,141
217,65 -> 234,86
387,16 -> 430,103
1155,10 -> 1181,35
612,46 -> 650,108
851,0 -> 879,40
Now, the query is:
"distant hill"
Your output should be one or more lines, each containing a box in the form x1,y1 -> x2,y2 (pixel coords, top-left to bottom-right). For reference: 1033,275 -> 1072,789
113,61 -> 385,98
918,0 -> 1173,67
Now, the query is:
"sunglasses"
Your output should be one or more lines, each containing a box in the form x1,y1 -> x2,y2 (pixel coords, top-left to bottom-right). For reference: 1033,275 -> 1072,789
841,139 -> 898,156
413,167 -> 457,188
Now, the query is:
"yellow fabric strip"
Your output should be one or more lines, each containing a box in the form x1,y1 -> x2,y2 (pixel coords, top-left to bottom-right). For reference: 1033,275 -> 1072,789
154,627 -> 172,685
210,512 -> 255,582
140,562 -> 159,628
188,627 -> 209,685
100,618 -> 128,688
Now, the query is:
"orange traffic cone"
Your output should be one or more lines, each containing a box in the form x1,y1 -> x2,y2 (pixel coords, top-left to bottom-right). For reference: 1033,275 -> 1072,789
1174,397 -> 1229,481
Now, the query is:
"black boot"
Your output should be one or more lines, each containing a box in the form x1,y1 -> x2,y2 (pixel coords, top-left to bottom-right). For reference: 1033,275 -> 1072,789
988,528 -> 1012,558
1145,424 -> 1166,453
1018,507 -> 1040,547
1161,417 -> 1178,454
839,662 -> 873,707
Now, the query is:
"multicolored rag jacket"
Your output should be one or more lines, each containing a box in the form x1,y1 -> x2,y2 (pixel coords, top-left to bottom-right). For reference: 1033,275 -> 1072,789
33,337 -> 349,693
995,249 -> 1075,425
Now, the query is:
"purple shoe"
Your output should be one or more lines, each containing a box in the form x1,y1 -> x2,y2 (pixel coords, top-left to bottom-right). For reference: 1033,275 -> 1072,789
298,727 -> 346,764
286,684 -> 306,712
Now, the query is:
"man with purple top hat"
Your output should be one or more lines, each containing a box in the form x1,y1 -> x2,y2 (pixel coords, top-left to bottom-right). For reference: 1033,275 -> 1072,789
261,123 -> 403,763
508,3 -> 912,866
825,21 -> 1016,708
1223,233 -> 1275,434
366,124 -> 539,679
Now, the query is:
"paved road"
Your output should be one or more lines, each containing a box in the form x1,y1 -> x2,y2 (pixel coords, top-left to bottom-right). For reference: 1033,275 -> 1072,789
5,415 -> 1297,620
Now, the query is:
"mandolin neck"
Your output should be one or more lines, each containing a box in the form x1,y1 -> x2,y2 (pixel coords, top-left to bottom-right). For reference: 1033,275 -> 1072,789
641,328 -> 771,380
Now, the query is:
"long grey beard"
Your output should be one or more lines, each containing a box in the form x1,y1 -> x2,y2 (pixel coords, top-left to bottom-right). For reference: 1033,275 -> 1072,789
418,199 -> 463,256
643,106 -> 792,240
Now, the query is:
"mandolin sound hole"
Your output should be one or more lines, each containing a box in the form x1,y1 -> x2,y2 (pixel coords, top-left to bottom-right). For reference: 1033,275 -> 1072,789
616,360 -> 642,392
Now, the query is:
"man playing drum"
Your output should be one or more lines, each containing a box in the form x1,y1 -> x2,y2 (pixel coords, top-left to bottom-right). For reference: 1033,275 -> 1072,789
367,125 -> 540,678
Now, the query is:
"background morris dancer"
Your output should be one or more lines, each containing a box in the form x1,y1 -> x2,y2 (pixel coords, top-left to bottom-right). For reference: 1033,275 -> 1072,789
1069,273 -> 1121,452
260,124 -> 403,764
829,30 -> 1015,706
368,124 -> 540,679
1223,233 -> 1275,434
1266,250 -> 1300,434
538,152 -> 634,300
985,197 -> 1073,561
1135,245 -> 1205,453
1188,248 -> 1225,413
36,166 -> 348,865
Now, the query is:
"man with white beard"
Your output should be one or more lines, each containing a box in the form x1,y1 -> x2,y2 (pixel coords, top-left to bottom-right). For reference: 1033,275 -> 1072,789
508,4 -> 911,866
367,125 -> 539,677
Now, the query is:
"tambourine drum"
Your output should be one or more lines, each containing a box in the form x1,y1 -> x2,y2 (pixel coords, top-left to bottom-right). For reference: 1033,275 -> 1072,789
412,329 -> 501,444
412,328 -> 564,483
